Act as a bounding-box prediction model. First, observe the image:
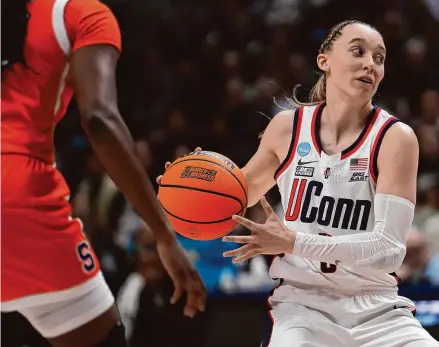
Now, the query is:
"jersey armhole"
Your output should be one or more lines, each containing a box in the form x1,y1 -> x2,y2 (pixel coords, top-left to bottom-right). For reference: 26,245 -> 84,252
369,117 -> 400,184
52,0 -> 71,55
274,107 -> 304,181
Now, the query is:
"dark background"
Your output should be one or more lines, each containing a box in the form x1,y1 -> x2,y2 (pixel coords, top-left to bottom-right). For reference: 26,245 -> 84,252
2,0 -> 439,346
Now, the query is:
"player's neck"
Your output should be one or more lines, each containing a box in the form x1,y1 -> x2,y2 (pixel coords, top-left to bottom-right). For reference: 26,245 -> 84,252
323,89 -> 372,142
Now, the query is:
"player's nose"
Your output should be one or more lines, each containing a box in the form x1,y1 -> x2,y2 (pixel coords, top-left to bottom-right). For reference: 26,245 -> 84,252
362,55 -> 375,72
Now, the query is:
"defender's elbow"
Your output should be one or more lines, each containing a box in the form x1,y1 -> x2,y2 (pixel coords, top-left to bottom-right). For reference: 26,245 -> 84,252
80,107 -> 120,137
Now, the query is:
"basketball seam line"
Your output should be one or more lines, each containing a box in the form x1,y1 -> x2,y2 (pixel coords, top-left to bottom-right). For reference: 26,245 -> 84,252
159,200 -> 245,224
159,183 -> 243,208
167,157 -> 248,206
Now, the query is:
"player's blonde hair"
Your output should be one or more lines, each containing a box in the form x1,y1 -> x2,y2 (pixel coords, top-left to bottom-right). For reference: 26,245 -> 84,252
288,20 -> 377,108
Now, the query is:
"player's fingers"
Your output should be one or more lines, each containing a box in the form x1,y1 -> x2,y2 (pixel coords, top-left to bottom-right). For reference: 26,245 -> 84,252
170,281 -> 184,305
184,283 -> 204,317
260,196 -> 275,216
156,175 -> 163,184
165,161 -> 171,169
197,290 -> 207,313
232,215 -> 259,231
222,235 -> 254,244
190,271 -> 207,312
196,274 -> 207,312
183,292 -> 199,318
194,147 -> 202,152
222,244 -> 252,257
232,249 -> 261,264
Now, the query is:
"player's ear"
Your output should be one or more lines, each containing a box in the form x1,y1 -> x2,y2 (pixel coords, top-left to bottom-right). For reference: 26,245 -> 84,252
317,54 -> 329,72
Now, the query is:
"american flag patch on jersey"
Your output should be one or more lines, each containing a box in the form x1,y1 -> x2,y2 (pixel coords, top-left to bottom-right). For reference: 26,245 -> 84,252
350,158 -> 368,171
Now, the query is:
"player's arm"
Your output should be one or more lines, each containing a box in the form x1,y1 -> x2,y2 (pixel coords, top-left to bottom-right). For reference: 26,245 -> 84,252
65,0 -> 176,242
68,1 -> 205,317
291,123 -> 418,272
158,111 -> 291,206
241,110 -> 294,206
71,45 -> 175,242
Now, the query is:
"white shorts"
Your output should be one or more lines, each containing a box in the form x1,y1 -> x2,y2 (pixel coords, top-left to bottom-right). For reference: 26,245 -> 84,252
262,288 -> 439,347
1,272 -> 115,338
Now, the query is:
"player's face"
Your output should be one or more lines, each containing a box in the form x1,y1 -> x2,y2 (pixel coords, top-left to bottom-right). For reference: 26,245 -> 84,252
321,24 -> 386,101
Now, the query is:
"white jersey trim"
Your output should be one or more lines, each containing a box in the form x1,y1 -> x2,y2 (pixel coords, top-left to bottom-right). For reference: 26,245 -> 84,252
52,0 -> 71,55
53,63 -> 70,116
1,271 -> 103,312
20,273 -> 114,338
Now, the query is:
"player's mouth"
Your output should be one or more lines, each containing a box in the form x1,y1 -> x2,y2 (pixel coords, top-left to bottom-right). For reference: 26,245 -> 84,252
356,76 -> 373,86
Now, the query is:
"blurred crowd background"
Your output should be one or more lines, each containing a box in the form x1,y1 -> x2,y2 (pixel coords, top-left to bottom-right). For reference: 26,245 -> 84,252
3,0 -> 439,346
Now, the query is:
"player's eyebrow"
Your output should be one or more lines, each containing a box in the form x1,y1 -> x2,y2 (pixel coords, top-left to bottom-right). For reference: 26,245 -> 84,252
348,37 -> 386,53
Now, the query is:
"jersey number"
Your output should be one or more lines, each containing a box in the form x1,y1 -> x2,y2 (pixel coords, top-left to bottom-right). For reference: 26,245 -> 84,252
319,233 -> 337,273
76,241 -> 96,273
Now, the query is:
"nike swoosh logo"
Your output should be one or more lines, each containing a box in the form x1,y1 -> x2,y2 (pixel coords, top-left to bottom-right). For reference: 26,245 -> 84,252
298,159 -> 319,166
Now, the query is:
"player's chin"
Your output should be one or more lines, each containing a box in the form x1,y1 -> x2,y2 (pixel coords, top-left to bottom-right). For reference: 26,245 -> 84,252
348,84 -> 375,100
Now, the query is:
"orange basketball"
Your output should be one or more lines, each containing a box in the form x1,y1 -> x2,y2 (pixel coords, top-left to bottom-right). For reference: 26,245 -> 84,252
158,151 -> 248,240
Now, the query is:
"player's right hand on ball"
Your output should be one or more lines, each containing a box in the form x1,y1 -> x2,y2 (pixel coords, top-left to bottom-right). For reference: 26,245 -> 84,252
156,147 -> 202,185
156,237 -> 206,317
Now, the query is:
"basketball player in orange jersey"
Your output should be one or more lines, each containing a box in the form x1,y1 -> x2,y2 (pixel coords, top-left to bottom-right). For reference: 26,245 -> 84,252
159,20 -> 439,346
1,1 -> 206,346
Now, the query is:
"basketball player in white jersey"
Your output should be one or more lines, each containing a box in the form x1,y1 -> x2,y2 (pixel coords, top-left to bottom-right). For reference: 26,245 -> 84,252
218,20 -> 439,346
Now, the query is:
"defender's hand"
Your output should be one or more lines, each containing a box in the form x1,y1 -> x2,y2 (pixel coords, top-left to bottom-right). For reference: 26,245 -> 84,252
156,238 -> 206,317
156,147 -> 202,185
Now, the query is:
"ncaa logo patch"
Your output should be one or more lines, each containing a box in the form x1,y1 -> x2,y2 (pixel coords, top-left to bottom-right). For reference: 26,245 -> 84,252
297,142 -> 311,157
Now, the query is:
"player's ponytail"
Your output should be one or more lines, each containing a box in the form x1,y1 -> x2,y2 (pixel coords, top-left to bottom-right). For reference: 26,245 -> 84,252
1,0 -> 31,78
289,74 -> 327,108
309,74 -> 327,103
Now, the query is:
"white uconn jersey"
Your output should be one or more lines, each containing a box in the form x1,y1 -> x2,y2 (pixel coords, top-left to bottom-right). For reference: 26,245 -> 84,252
271,103 -> 400,298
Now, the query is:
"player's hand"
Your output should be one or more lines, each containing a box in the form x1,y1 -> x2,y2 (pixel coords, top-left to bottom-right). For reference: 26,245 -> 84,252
156,238 -> 206,317
156,147 -> 202,185
222,196 -> 296,263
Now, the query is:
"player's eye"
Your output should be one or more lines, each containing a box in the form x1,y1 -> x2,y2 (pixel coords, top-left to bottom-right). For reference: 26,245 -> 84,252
374,54 -> 385,64
351,46 -> 363,56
